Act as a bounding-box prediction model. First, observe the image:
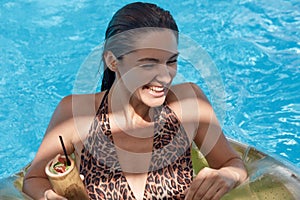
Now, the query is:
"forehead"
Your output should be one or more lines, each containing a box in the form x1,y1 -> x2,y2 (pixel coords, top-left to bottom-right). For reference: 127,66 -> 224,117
134,30 -> 178,54
123,48 -> 177,61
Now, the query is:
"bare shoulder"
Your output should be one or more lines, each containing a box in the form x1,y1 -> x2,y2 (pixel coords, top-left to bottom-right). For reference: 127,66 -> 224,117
29,92 -> 105,159
46,92 -> 105,143
66,92 -> 104,116
54,92 -> 104,120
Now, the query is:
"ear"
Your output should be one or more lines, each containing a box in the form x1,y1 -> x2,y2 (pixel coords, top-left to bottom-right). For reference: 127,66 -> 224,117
103,51 -> 118,72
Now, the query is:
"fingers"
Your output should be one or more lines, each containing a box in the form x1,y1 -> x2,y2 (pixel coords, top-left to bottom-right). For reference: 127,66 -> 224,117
193,179 -> 215,199
197,181 -> 227,200
210,187 -> 228,200
44,189 -> 67,200
185,167 -> 233,200
80,174 -> 84,181
185,167 -> 208,200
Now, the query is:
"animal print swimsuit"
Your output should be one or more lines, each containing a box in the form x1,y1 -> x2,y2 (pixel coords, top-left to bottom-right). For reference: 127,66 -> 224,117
80,90 -> 193,199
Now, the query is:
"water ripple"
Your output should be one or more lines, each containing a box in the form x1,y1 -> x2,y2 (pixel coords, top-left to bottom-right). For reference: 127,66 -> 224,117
0,0 -> 299,179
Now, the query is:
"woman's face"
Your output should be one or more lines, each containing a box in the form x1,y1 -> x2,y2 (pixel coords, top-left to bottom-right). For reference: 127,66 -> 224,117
116,30 -> 178,107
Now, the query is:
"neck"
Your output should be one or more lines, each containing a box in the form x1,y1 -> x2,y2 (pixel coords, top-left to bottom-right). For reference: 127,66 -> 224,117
108,83 -> 155,137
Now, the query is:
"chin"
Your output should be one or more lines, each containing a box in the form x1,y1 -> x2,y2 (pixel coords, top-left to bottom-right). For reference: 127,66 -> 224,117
142,97 -> 166,108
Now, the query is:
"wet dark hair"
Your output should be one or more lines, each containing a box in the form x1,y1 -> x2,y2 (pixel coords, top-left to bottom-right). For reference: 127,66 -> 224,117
101,2 -> 179,91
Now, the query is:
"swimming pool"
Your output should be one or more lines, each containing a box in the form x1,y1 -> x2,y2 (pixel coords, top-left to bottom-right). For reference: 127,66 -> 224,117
0,0 -> 299,181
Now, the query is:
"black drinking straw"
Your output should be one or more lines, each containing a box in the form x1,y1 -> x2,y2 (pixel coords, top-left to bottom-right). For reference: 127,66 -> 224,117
59,135 -> 71,166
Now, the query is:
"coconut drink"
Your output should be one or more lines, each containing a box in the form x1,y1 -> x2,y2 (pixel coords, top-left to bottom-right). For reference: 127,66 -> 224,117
45,154 -> 89,200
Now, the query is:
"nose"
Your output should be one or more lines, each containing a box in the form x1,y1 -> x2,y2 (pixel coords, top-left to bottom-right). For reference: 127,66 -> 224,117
156,64 -> 174,84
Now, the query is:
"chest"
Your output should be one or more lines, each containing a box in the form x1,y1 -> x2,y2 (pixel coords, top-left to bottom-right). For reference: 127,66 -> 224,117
79,99 -> 194,199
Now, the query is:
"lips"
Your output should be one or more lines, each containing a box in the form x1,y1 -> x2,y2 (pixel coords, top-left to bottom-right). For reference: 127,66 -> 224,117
143,85 -> 164,91
143,85 -> 166,97
148,86 -> 164,92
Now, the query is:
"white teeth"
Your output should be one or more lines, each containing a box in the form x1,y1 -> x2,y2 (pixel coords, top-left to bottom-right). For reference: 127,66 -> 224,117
149,86 -> 164,92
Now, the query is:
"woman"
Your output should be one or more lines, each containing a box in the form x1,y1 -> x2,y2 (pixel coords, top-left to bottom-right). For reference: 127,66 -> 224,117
23,2 -> 247,200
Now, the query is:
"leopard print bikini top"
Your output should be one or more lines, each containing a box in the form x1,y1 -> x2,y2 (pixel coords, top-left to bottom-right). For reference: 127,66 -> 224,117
80,90 -> 193,199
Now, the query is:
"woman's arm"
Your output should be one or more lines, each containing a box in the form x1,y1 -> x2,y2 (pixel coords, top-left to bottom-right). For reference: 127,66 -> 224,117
185,83 -> 247,200
22,95 -> 76,200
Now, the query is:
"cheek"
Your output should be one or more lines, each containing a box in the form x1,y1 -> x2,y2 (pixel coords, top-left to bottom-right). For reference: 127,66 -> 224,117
169,66 -> 177,78
119,67 -> 155,92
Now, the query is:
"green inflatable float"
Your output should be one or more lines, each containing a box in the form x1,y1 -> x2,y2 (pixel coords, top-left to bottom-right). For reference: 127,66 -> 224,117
1,139 -> 299,199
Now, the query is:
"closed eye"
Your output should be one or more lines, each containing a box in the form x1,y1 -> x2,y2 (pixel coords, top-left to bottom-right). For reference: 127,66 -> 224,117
167,59 -> 177,65
140,63 -> 156,68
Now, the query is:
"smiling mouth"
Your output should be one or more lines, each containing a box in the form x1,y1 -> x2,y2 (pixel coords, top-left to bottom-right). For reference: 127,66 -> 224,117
143,85 -> 166,95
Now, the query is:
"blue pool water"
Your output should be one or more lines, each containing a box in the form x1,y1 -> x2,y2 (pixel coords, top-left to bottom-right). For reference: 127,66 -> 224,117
0,0 -> 299,179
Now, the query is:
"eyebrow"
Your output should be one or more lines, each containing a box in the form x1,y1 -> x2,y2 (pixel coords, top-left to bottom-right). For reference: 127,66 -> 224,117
137,52 -> 179,63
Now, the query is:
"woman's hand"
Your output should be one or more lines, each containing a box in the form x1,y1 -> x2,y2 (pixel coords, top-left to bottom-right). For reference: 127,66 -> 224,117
185,167 -> 239,200
44,189 -> 67,200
